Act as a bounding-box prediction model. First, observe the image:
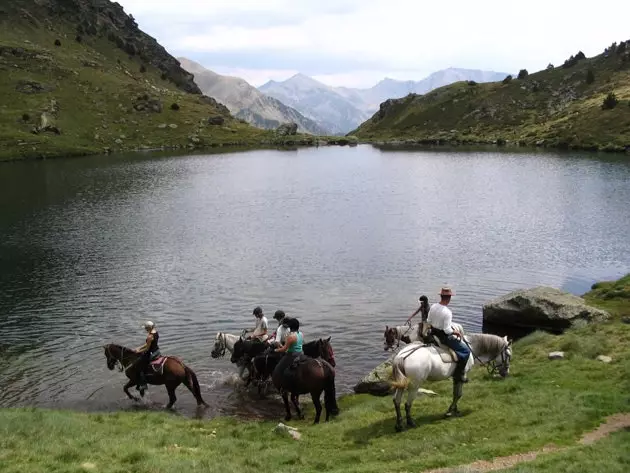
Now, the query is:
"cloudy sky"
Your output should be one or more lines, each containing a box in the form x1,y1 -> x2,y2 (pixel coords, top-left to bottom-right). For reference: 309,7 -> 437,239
117,0 -> 629,88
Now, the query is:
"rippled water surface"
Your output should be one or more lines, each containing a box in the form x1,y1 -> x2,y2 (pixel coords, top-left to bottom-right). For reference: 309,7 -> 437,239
1,145 -> 629,417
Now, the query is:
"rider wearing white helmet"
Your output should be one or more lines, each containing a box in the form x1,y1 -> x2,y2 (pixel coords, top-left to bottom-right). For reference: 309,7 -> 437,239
133,321 -> 160,394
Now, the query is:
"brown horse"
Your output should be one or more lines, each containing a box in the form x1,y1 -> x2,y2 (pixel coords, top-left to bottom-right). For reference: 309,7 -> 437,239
271,353 -> 339,424
103,343 -> 208,409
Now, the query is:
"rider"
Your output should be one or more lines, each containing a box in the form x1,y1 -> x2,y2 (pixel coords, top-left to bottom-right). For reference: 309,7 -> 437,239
269,309 -> 289,347
246,306 -> 269,342
133,320 -> 161,393
273,317 -> 305,388
405,295 -> 430,340
426,287 -> 471,383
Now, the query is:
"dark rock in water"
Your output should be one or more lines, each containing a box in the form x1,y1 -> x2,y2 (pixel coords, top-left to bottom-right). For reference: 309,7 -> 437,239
353,357 -> 394,396
276,122 -> 298,136
483,287 -> 610,332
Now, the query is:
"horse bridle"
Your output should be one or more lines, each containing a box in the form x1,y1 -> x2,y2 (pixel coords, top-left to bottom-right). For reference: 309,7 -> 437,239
463,338 -> 511,376
106,346 -> 130,372
213,333 -> 228,358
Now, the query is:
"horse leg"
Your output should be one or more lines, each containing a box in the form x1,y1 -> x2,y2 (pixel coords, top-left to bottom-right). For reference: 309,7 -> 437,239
291,393 -> 304,420
311,390 -> 323,424
445,380 -> 464,417
281,391 -> 292,421
165,383 -> 177,410
405,381 -> 420,428
393,388 -> 405,432
123,379 -> 140,402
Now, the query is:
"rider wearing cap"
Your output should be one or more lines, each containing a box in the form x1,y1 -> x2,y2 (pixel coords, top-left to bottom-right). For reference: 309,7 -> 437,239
269,310 -> 289,347
405,294 -> 430,340
427,287 -> 471,383
246,306 -> 269,342
134,320 -> 161,393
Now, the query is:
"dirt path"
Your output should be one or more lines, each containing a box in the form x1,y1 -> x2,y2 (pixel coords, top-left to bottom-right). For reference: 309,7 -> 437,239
422,413 -> 630,473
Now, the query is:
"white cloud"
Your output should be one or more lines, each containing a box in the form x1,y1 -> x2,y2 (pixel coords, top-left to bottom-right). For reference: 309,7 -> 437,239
117,0 -> 630,88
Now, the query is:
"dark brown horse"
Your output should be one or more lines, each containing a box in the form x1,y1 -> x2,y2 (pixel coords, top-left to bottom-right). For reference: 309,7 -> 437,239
270,350 -> 339,424
103,343 -> 208,409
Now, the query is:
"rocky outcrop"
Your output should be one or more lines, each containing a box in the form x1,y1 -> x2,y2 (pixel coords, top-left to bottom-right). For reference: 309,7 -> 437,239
483,287 -> 610,332
275,122 -> 298,136
5,0 -> 201,94
353,357 -> 393,396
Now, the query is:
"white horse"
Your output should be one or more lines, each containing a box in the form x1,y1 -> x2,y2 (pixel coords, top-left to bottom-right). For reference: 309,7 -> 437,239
210,332 -> 251,380
389,333 -> 512,432
384,322 -> 466,351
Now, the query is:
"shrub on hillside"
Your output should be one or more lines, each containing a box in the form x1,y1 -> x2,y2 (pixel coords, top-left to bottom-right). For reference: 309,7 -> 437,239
22,113 -> 30,122
586,69 -> 595,84
601,92 -> 618,110
139,64 -> 146,73
160,73 -> 168,81
517,69 -> 529,79
563,51 -> 586,68
75,35 -> 82,43
467,80 -> 477,86
547,63 -> 554,70
502,75 -> 513,84
170,103 -> 180,111
54,39 -> 61,46
618,41 -> 627,54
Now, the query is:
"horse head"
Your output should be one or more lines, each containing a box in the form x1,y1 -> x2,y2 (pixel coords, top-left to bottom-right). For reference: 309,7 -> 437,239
318,337 -> 336,367
495,336 -> 512,378
383,326 -> 398,351
103,344 -> 121,370
211,332 -> 225,359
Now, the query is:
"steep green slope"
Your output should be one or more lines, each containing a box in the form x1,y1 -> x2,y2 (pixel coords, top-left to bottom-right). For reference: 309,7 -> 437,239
0,0 -> 308,161
353,41 -> 630,152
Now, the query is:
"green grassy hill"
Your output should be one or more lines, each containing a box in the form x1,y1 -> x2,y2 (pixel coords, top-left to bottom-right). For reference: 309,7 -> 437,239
0,0 -> 327,161
352,41 -> 630,152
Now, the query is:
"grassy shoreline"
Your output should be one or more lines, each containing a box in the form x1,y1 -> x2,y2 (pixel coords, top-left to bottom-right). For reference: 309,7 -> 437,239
1,275 -> 629,473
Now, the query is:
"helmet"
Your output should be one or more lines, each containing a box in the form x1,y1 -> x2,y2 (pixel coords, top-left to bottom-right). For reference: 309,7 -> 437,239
287,318 -> 300,332
143,321 -> 155,330
273,310 -> 286,321
253,306 -> 263,317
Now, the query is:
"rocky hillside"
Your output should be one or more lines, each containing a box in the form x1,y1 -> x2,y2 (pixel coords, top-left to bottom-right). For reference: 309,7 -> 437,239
352,42 -> 630,152
178,58 -> 327,135
0,0 -> 288,161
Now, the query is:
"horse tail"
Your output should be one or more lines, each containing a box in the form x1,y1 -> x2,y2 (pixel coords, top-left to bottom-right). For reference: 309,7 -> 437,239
323,363 -> 340,416
184,365 -> 208,407
390,354 -> 409,390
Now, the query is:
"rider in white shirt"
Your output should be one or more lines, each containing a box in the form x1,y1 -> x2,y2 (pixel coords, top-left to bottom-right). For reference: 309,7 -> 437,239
269,310 -> 289,347
427,287 -> 470,383
247,306 -> 269,342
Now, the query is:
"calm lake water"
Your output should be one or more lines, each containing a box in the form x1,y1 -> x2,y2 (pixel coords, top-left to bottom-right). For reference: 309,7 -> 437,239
1,145 -> 629,418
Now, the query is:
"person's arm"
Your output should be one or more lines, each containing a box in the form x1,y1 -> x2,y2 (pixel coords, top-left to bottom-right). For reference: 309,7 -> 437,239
135,334 -> 153,353
275,333 -> 296,353
406,307 -> 421,324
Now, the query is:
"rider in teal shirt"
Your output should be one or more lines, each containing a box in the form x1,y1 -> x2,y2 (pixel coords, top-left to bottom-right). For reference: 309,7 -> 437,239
273,318 -> 304,386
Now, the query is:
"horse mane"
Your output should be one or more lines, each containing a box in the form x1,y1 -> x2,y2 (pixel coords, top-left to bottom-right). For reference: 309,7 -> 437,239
466,333 -> 508,357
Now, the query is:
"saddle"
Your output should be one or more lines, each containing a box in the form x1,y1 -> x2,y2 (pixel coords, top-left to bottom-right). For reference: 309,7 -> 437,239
149,356 -> 169,375
425,329 -> 458,363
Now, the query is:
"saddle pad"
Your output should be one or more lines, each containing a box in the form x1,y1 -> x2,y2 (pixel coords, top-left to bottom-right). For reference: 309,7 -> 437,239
150,356 -> 168,374
429,345 -> 458,363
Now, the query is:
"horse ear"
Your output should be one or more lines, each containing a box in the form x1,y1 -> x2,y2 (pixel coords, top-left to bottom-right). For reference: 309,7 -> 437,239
385,325 -> 389,330
326,336 -> 331,342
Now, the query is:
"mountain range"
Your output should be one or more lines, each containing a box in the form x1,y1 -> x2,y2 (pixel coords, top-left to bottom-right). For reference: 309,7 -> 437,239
352,42 -> 630,151
259,68 -> 510,135
178,58 -> 328,135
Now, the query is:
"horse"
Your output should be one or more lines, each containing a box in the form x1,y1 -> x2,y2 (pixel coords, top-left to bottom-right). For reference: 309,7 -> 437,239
384,322 -> 465,351
210,332 -> 240,359
271,353 -> 339,424
389,333 -> 512,432
249,337 -> 336,397
103,343 -> 208,409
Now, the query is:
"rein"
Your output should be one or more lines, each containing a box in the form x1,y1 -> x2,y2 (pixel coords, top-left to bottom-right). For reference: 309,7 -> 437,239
462,337 -> 509,376
107,345 -> 135,372
217,333 -> 228,357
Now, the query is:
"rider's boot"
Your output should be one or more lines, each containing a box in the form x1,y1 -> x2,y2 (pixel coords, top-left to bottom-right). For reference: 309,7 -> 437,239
137,370 -> 148,395
452,357 -> 469,383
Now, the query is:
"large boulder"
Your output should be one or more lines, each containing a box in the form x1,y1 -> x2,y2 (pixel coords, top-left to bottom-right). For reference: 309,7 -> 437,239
483,287 -> 610,332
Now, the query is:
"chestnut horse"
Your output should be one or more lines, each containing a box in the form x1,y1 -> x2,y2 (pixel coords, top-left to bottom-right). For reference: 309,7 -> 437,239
103,343 -> 208,409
